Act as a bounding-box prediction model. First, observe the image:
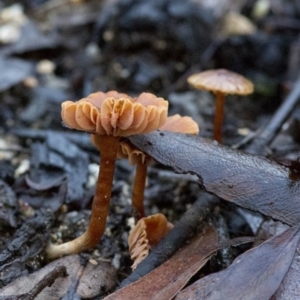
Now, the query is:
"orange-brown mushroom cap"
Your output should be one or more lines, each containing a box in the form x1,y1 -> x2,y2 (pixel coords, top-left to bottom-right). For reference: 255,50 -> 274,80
159,114 -> 199,134
187,69 -> 254,95
117,114 -> 199,165
61,91 -> 168,137
128,213 -> 173,270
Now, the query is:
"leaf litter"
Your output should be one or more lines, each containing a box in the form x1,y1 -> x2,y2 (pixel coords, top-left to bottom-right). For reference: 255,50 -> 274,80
175,225 -> 300,300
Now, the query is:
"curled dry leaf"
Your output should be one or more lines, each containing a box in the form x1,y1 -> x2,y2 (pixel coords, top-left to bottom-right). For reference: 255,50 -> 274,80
128,213 -> 173,270
62,91 -> 168,137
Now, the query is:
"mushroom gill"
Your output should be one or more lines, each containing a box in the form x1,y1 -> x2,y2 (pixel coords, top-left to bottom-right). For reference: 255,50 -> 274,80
128,213 -> 173,270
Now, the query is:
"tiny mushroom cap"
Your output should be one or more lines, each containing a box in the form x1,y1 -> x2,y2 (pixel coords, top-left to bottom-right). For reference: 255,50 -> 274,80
187,69 -> 254,96
61,90 -> 169,136
128,213 -> 173,270
117,114 -> 199,165
159,114 -> 199,134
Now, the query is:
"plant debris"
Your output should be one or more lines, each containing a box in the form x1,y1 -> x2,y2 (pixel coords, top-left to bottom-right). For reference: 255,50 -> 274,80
175,225 -> 300,300
0,255 -> 117,299
0,209 -> 53,288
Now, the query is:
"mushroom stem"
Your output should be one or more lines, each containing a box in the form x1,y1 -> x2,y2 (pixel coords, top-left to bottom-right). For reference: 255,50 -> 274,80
132,161 -> 147,220
46,134 -> 120,259
213,91 -> 225,143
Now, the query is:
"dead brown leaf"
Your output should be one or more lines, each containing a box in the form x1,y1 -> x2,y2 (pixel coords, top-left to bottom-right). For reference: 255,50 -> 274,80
175,225 -> 300,300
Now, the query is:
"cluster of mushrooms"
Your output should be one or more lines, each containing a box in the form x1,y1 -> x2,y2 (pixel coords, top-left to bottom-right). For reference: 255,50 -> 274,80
46,69 -> 253,261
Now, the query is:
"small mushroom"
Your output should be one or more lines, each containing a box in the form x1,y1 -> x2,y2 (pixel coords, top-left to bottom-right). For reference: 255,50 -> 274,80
128,213 -> 173,270
46,91 -> 168,259
188,69 -> 253,143
118,114 -> 199,220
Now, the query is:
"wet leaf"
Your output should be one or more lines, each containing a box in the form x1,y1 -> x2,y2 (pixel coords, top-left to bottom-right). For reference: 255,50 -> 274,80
175,225 -> 300,300
129,131 -> 300,226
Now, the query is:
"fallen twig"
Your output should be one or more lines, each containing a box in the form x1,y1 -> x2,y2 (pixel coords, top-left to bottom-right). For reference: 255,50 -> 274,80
0,265 -> 67,300
238,72 -> 300,155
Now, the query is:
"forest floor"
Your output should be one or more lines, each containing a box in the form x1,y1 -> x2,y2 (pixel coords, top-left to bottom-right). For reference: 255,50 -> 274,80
1,0 -> 300,299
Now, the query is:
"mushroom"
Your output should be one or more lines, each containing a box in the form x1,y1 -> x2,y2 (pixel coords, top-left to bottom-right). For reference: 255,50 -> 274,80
46,91 -> 168,259
128,213 -> 173,270
118,114 -> 199,220
187,69 -> 253,143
